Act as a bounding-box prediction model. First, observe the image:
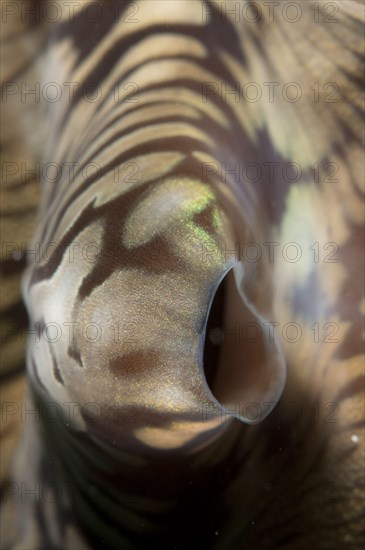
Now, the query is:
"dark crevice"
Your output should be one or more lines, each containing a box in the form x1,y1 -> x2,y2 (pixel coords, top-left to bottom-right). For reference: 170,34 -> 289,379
203,273 -> 226,392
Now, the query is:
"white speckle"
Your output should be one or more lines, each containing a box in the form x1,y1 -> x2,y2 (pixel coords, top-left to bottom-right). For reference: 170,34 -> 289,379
209,328 -> 224,345
252,520 -> 256,526
351,434 -> 359,444
215,531 -> 219,536
13,250 -> 22,261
